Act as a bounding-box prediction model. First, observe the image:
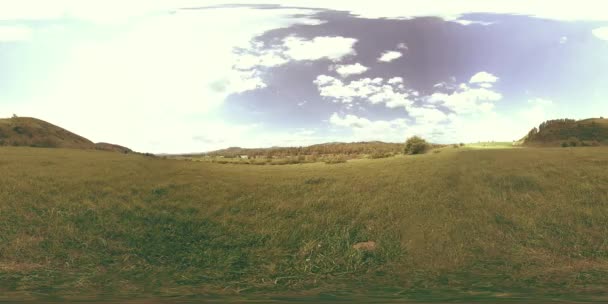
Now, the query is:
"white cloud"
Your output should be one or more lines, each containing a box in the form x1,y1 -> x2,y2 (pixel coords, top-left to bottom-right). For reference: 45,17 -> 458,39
329,113 -> 412,141
233,49 -> 289,70
232,35 -> 358,81
333,63 -> 369,77
592,26 -> 608,41
7,7 -> 322,153
453,19 -> 493,26
0,26 -> 31,42
388,77 -> 404,84
314,75 -> 416,108
283,36 -> 357,61
3,1 -> 608,25
316,75 -> 452,126
330,113 -> 372,128
263,0 -> 608,22
328,112 -> 455,143
429,72 -> 503,114
396,42 -> 408,50
378,50 -> 402,62
469,71 -> 499,84
430,87 -> 502,114
408,107 -> 451,123
560,36 -> 568,44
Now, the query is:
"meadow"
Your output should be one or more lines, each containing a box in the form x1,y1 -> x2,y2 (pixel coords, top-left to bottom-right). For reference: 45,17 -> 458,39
1,146 -> 608,302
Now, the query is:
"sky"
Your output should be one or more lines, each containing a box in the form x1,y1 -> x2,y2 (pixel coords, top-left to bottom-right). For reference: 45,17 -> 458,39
1,1 -> 608,153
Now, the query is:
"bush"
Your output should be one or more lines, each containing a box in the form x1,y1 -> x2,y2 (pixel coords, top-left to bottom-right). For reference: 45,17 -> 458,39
582,140 -> 601,147
452,144 -> 460,148
324,156 -> 347,164
459,143 -> 465,147
561,142 -> 569,147
369,152 -> 391,159
404,136 -> 429,155
568,137 -> 580,147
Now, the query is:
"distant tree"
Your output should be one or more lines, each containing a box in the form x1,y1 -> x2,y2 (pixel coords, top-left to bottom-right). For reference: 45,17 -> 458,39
404,136 -> 429,155
526,127 -> 539,141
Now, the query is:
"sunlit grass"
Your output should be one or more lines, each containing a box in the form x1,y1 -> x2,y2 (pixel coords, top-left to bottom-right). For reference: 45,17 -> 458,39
463,141 -> 517,149
1,146 -> 608,301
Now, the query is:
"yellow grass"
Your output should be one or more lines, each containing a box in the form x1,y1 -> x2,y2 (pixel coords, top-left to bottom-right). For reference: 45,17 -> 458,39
1,146 -> 608,302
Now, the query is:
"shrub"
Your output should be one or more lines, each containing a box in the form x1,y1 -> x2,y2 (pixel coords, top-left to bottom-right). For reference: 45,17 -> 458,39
459,143 -> 465,147
433,150 -> 441,154
582,140 -> 601,147
404,136 -> 429,155
561,142 -> 569,147
568,137 -> 580,147
369,152 -> 391,159
452,144 -> 460,148
324,156 -> 347,164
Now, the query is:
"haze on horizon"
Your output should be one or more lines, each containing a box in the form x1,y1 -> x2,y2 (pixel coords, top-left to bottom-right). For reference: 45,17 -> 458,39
1,0 -> 608,153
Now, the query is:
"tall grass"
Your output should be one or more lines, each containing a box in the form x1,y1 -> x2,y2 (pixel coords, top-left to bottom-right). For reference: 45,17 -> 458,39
1,146 -> 608,301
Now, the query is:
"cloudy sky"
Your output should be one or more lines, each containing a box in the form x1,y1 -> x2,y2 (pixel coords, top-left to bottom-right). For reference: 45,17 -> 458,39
2,1 -> 608,153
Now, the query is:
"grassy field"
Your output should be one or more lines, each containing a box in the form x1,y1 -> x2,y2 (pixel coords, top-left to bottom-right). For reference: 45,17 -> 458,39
461,142 -> 517,149
2,146 -> 608,302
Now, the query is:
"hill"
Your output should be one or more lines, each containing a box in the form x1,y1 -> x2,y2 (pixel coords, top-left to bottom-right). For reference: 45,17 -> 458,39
200,141 -> 404,158
94,142 -> 132,154
193,141 -> 438,159
2,146 -> 608,302
0,116 -> 131,152
522,117 -> 608,146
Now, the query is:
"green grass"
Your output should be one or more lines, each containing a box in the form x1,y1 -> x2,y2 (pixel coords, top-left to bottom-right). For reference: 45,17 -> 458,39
2,146 -> 608,302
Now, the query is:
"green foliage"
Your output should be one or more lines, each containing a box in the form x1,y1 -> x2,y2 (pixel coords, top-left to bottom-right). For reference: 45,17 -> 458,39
404,136 -> 429,155
569,137 -> 580,147
524,118 -> 608,146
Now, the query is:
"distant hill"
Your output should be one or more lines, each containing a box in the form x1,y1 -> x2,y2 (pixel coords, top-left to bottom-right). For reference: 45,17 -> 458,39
194,141 -> 416,158
0,116 -> 132,152
94,142 -> 133,154
522,118 -> 608,146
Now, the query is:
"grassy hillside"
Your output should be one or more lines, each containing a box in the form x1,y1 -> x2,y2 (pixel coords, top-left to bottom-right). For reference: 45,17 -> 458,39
2,146 -> 608,302
0,117 -> 95,149
94,142 -> 132,154
522,118 -> 608,146
0,116 -> 132,153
